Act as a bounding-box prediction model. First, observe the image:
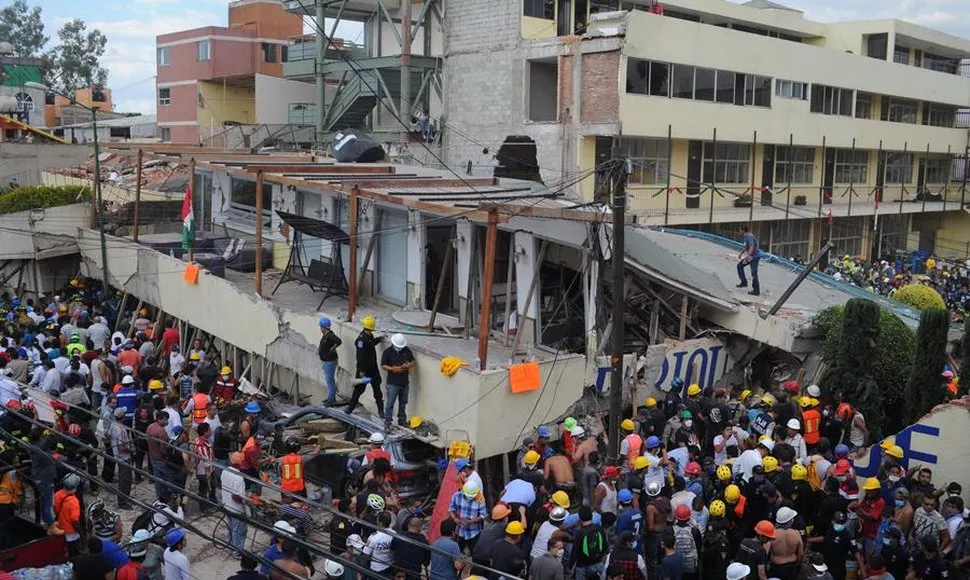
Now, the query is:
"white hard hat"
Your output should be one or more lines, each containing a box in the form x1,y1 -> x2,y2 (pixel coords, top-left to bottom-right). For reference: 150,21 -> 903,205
570,426 -> 586,438
324,560 -> 345,577
273,520 -> 296,535
786,418 -> 801,431
727,563 -> 752,580
368,432 -> 385,444
391,333 -> 407,349
806,384 -> 821,398
759,439 -> 775,452
121,375 -> 135,385
776,506 -> 797,525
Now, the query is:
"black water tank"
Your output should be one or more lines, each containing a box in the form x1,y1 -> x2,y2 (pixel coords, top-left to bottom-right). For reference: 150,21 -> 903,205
332,130 -> 385,163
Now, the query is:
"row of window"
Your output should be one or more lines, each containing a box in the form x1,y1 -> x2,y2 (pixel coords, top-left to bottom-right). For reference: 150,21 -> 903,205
626,59 -> 771,107
619,137 -> 953,186
157,40 -> 283,66
867,34 -> 961,76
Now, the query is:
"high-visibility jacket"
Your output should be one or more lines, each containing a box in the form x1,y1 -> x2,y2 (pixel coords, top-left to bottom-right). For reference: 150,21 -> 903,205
0,471 -> 23,504
623,434 -> 643,469
191,393 -> 209,424
281,453 -> 305,492
802,409 -> 821,445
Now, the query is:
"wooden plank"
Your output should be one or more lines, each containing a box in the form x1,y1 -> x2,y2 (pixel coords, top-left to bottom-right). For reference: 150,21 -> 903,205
477,209 -> 499,370
126,300 -> 143,339
348,186 -> 359,319
649,301 -> 660,345
133,148 -> 143,242
340,178 -> 497,189
255,170 -> 264,297
244,164 -> 394,174
679,296 -> 689,341
488,203 -> 634,223
426,243 -> 454,332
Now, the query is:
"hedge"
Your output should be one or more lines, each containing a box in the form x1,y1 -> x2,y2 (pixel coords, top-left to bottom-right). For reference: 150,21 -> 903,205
894,284 -> 946,311
905,307 -> 949,423
0,185 -> 92,215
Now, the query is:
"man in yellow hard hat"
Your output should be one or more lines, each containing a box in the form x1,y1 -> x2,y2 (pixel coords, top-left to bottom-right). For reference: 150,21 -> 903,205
348,315 -> 385,417
618,418 -> 643,472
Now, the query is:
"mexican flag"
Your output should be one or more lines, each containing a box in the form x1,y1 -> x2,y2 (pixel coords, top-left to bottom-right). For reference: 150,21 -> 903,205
181,184 -> 195,251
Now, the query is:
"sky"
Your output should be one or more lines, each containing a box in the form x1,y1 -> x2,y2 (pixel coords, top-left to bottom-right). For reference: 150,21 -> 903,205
29,0 -> 970,116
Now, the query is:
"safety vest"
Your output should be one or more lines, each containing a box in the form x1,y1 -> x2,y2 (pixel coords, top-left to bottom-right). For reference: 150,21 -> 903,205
802,409 -> 821,445
624,434 -> 643,469
0,471 -> 22,504
191,393 -> 209,424
243,436 -> 258,454
281,453 -> 304,492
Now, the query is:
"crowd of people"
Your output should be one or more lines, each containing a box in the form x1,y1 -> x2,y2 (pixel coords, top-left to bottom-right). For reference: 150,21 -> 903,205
0,280 -> 969,580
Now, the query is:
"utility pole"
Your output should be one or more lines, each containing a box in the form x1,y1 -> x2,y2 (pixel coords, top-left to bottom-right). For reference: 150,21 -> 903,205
92,106 -> 110,293
608,156 -> 630,460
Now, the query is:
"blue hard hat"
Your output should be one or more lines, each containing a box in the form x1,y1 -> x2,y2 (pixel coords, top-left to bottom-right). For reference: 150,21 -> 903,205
10,299 -> 19,307
244,401 -> 261,414
835,443 -> 849,457
49,348 -> 61,358
80,311 -> 89,318
165,528 -> 186,547
455,458 -> 470,471
537,426 -> 551,438
671,377 -> 685,388
319,317 -> 331,328
617,489 -> 633,503
17,348 -> 27,358
646,435 -> 661,449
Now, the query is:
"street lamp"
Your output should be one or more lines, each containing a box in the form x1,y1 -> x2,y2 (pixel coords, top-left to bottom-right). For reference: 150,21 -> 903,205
25,81 -> 110,294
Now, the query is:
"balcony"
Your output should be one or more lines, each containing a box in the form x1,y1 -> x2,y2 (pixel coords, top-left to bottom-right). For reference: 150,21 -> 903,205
282,0 -> 400,16
283,40 -> 371,80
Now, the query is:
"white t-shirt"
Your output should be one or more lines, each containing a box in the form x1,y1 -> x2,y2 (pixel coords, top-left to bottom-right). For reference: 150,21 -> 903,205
643,452 -> 664,487
531,521 -> 560,560
91,358 -> 107,394
221,468 -> 246,514
849,412 -> 867,447
163,548 -> 191,580
169,353 -> 186,377
364,529 -> 394,572
165,408 -> 182,438
737,449 -> 763,482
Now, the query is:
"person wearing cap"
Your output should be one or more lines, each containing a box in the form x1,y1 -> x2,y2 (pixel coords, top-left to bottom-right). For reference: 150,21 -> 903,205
804,552 -> 833,580
810,511 -> 860,580
349,315 -> 386,417
317,317 -> 342,406
593,465 -> 621,528
168,425 -> 191,491
213,365 -> 238,405
491,519 -> 528,580
221,452 -> 249,559
878,527 -> 908,580
389,515 -> 431,580
602,530 -> 646,580
912,534 -> 948,580
857,477 -> 886,555
783,418 -> 807,464
163,528 -> 191,580
738,438 -> 773,483
618,418 -> 644,471
381,333 -> 415,429
614,488 -> 643,550
110,405 -> 135,510
449,479 -> 487,552
769,507 -> 802,580
430,519 -> 464,580
54,473 -> 82,556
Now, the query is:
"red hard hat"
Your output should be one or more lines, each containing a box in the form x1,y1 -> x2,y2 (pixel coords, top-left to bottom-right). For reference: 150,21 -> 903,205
674,504 -> 691,522
783,380 -> 799,394
834,459 -> 851,475
4,400 -> 21,411
68,423 -> 81,437
685,461 -> 702,477
754,520 -> 776,539
836,403 -> 854,421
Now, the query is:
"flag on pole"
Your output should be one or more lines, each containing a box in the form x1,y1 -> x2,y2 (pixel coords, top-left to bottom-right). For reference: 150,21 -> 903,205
181,184 -> 195,251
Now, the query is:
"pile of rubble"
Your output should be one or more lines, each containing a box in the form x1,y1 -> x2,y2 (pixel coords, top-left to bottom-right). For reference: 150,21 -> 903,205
49,151 -> 190,194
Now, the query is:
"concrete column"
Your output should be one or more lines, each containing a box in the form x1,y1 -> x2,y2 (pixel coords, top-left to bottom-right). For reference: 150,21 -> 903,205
514,231 -> 539,346
406,209 -> 426,308
359,201 -> 377,295
211,170 -> 231,227
315,0 -> 326,145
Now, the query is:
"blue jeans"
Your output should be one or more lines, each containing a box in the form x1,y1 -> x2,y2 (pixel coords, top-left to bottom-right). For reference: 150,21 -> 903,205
152,461 -> 171,499
384,383 -> 409,425
737,256 -> 761,294
38,480 -> 54,525
323,361 -> 338,402
227,515 -> 247,556
574,562 -> 604,580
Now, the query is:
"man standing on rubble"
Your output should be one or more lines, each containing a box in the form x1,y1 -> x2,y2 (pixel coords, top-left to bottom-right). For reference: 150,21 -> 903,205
736,225 -> 762,297
318,317 -> 342,406
348,315 -> 385,417
382,333 -> 415,429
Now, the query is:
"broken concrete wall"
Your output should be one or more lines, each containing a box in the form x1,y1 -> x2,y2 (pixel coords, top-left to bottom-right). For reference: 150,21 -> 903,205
0,203 -> 88,260
76,228 -> 586,458
0,143 -> 89,187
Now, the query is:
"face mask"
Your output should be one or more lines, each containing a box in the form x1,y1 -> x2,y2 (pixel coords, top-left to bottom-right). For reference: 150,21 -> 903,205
833,524 -> 845,532
836,475 -> 846,482
823,410 -> 831,417
882,537 -> 892,545
222,375 -> 230,380
888,475 -> 900,483
895,500 -> 905,508
683,420 -> 693,428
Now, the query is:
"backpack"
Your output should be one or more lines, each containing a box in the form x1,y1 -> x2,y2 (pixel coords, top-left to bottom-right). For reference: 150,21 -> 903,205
805,458 -> 823,492
735,538 -> 763,578
131,508 -> 153,535
164,440 -> 184,467
673,523 -> 699,573
575,524 -> 608,564
703,523 -> 730,560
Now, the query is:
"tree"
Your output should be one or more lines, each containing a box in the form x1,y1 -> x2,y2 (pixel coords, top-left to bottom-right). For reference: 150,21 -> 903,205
905,308 -> 949,423
822,298 -> 884,439
894,284 -> 946,311
45,19 -> 108,95
0,0 -> 47,58
814,303 -> 915,434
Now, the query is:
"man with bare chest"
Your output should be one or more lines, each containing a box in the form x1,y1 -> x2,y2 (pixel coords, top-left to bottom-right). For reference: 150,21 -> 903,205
543,453 -> 574,485
769,508 -> 803,580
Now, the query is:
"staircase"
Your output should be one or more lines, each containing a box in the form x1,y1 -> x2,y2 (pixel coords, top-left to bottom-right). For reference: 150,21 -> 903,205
325,72 -> 379,132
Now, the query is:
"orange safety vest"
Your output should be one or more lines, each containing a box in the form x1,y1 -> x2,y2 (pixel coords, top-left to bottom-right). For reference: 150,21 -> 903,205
624,434 -> 643,469
281,453 -> 304,492
0,471 -> 22,504
733,494 -> 747,519
191,393 -> 209,424
802,409 -> 821,445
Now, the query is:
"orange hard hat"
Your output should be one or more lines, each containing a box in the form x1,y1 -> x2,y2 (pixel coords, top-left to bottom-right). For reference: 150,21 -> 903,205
755,520 -> 776,539
836,403 -> 854,421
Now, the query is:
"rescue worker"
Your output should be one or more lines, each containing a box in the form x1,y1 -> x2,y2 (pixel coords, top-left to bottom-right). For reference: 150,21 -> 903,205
348,315 -> 385,417
0,446 -> 24,549
54,473 -> 83,556
240,401 -> 261,441
65,332 -> 87,357
618,418 -> 643,471
801,396 -> 821,453
241,427 -> 266,493
213,366 -> 238,404
280,438 -> 306,497
183,384 -> 210,427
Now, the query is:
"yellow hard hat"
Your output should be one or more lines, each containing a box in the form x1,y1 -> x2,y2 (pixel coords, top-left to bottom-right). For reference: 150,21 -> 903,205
740,389 -> 752,402
798,396 -> 812,408
505,521 -> 525,535
885,445 -> 904,459
58,305 -> 68,313
70,278 -> 81,288
760,395 -> 775,406
220,366 -> 232,375
762,456 -> 779,473
880,438 -> 895,451
687,384 -> 701,397
725,484 -> 741,503
791,464 -> 808,481
620,419 -> 636,432
644,397 -> 657,409
634,456 -> 651,471
716,465 -> 733,482
863,477 -> 882,491
409,416 -> 423,429
551,491 -> 570,508
758,434 -> 773,443
148,379 -> 164,391
809,398 -> 820,407
139,308 -> 148,317
189,352 -> 201,361
362,315 -> 376,331
523,450 -> 540,466
709,500 -> 727,518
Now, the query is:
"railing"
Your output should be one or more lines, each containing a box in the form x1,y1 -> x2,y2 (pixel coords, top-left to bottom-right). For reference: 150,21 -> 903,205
288,104 -> 316,125
284,41 -> 370,63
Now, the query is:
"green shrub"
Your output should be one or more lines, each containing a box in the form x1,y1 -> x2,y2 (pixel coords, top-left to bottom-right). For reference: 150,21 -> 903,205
813,303 -> 915,434
0,185 -> 92,215
824,298 -> 884,439
905,307 -> 949,423
894,284 -> 946,311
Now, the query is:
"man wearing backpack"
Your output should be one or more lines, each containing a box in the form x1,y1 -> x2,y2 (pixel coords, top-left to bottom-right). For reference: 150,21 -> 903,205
672,504 -> 703,580
735,520 -> 773,580
573,506 -> 607,580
